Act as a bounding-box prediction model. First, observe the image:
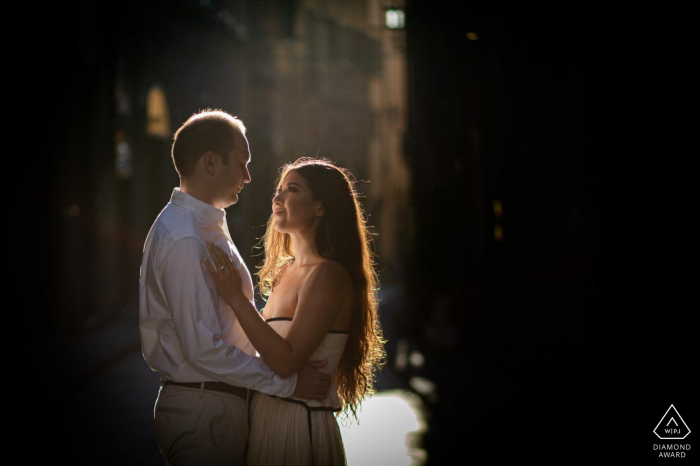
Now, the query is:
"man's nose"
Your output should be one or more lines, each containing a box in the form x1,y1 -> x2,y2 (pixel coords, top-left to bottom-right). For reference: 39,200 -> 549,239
244,168 -> 251,183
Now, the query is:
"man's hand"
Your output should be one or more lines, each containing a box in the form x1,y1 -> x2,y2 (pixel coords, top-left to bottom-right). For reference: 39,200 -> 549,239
292,359 -> 331,401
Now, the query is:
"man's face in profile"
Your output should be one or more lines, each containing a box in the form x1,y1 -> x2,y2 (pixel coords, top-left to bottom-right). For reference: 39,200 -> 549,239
212,131 -> 252,209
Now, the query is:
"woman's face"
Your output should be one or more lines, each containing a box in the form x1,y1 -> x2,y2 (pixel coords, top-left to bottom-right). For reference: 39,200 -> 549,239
272,170 -> 324,234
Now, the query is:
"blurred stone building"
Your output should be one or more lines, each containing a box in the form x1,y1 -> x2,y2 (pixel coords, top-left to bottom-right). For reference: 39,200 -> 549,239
39,0 -> 410,334
241,0 -> 411,282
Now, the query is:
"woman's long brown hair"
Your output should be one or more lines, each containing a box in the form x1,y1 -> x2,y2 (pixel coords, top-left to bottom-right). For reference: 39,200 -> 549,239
257,157 -> 386,420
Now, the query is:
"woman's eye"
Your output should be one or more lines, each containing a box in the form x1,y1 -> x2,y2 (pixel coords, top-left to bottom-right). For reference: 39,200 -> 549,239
289,187 -> 297,192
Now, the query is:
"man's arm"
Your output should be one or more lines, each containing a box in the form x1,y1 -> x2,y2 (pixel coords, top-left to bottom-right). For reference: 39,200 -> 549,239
160,236 -> 297,397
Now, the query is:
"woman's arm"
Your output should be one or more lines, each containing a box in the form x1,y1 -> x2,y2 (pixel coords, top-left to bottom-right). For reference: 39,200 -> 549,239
204,242 -> 352,378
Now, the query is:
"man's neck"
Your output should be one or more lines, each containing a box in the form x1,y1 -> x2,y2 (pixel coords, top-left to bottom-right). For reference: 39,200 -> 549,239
180,181 -> 221,210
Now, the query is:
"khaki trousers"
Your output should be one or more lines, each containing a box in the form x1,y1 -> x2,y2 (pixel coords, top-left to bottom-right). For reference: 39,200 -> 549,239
154,384 -> 250,466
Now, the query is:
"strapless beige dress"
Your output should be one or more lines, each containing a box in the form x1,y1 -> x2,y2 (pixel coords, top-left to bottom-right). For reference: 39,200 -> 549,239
246,318 -> 348,466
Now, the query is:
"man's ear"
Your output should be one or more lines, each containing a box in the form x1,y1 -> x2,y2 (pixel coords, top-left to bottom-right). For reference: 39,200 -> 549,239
201,151 -> 217,175
315,201 -> 325,218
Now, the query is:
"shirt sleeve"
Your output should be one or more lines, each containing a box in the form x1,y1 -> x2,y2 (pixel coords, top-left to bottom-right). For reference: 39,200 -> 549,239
160,236 -> 297,397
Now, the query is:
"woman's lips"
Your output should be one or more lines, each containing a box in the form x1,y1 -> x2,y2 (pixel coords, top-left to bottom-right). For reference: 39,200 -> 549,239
274,209 -> 285,215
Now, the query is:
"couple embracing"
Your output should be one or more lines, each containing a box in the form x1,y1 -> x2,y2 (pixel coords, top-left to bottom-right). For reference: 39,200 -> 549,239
139,110 -> 385,465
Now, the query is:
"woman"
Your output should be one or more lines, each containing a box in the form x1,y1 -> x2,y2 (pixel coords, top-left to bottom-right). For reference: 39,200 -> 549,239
203,157 -> 385,465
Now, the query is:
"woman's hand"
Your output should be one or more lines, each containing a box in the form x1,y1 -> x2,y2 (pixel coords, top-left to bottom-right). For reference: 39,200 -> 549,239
203,241 -> 245,306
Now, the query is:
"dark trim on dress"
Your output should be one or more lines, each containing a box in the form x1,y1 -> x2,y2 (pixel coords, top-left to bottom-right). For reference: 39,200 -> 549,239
265,317 -> 293,322
244,390 -> 255,458
270,396 -> 341,412
266,317 -> 350,334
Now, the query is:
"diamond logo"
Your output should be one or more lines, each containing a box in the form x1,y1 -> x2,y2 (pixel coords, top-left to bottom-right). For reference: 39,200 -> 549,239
654,404 -> 691,440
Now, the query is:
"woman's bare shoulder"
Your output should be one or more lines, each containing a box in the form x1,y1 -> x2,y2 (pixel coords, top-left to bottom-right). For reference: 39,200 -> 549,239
308,260 -> 353,290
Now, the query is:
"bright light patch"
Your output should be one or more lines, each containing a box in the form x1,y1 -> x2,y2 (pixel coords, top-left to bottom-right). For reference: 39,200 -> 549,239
494,224 -> 504,242
395,338 -> 409,371
341,390 -> 427,465
466,32 -> 479,41
115,130 -> 133,179
146,86 -> 171,138
386,9 -> 405,29
493,199 -> 503,218
409,351 -> 425,368
409,377 -> 436,397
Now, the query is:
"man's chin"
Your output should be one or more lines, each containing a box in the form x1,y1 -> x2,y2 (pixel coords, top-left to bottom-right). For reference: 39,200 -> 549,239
220,195 -> 239,209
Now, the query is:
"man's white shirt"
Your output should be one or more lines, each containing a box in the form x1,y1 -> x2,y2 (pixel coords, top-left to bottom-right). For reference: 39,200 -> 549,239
139,188 -> 296,397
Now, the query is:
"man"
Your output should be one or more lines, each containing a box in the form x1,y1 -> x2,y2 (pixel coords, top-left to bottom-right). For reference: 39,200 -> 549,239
139,110 -> 330,465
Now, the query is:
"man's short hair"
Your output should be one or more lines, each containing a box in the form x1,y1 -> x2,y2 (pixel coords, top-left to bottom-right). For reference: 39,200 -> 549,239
171,109 -> 247,178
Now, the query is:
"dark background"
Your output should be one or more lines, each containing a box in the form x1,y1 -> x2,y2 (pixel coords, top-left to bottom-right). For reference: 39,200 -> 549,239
23,0 -> 694,463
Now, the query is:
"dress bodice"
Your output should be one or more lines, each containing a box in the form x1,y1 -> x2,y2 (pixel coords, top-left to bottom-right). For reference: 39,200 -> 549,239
263,318 -> 348,410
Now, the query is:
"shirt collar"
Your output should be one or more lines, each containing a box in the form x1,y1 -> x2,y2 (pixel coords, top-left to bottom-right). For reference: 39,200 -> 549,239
170,188 -> 226,226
